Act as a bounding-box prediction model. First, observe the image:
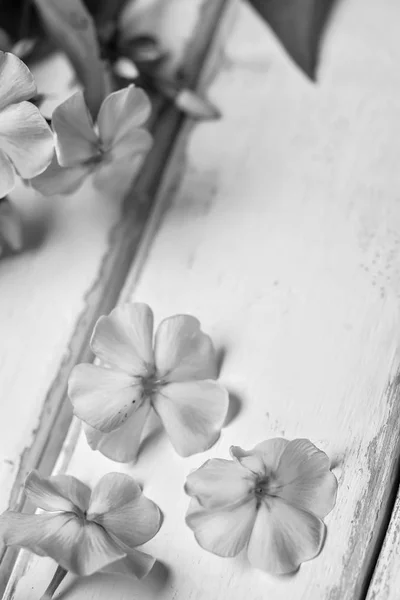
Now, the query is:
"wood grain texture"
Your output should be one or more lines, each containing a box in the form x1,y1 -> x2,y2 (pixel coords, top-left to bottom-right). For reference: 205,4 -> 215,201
5,0 -> 400,598
366,487 -> 400,600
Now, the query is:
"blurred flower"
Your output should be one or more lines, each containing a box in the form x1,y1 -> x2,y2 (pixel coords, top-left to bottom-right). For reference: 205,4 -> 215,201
185,438 -> 337,574
69,303 -> 228,461
0,51 -> 54,198
0,198 -> 23,256
0,470 -> 161,577
31,85 -> 152,196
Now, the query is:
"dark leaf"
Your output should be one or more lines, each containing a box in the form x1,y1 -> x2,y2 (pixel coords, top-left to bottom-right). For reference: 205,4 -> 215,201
247,0 -> 335,78
33,0 -> 107,118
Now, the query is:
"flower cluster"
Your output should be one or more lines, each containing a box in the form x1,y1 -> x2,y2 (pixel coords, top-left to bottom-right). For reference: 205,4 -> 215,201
0,302 -> 338,592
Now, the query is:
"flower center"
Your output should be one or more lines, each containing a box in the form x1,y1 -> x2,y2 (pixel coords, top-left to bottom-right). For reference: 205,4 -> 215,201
83,149 -> 104,166
141,374 -> 163,396
254,477 -> 270,499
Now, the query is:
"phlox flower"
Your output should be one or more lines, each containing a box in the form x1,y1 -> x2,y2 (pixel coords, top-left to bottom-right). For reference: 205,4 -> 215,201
0,51 -> 54,198
185,438 -> 337,574
68,303 -> 228,461
0,470 -> 161,578
0,198 -> 22,256
31,84 -> 152,196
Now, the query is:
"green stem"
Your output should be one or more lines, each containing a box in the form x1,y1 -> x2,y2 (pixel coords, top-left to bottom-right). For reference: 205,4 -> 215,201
40,565 -> 68,600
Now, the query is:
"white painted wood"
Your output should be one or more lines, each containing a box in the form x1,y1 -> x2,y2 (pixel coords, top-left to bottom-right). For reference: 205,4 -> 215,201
5,0 -> 400,598
366,488 -> 400,600
0,0 -> 204,515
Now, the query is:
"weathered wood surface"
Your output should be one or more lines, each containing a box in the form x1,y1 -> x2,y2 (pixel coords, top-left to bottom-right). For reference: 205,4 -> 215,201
4,0 -> 400,598
367,486 -> 400,600
0,0 -> 220,517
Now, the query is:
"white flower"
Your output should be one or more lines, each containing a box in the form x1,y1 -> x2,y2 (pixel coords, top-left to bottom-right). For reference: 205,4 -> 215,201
185,438 -> 337,574
31,85 -> 152,196
0,51 -> 54,198
0,470 -> 161,577
68,303 -> 229,461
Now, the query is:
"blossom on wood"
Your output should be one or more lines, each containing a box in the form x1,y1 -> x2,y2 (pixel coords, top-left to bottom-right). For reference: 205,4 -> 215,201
31,84 -> 152,196
0,470 -> 161,577
0,52 -> 54,198
185,438 -> 337,574
68,303 -> 228,461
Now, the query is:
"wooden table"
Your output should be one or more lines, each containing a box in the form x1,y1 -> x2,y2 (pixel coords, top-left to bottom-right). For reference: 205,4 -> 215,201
1,0 -> 400,598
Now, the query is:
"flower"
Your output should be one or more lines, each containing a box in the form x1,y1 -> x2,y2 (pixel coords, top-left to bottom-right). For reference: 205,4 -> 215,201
0,197 -> 22,256
31,84 -> 152,196
185,438 -> 337,574
0,470 -> 161,577
0,51 -> 54,198
68,303 -> 229,461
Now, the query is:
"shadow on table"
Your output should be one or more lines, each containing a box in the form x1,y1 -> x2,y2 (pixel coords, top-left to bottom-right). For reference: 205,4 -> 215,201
57,560 -> 170,600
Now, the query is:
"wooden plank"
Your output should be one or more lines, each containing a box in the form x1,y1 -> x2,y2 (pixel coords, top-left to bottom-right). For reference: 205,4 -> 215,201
5,0 -> 400,598
0,0 -> 225,515
0,0 -> 229,590
365,485 -> 400,600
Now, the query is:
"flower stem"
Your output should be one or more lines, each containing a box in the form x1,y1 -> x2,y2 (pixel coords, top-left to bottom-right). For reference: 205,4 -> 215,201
40,565 -> 68,600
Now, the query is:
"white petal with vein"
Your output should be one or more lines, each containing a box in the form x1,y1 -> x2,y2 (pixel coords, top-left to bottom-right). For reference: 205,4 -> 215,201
84,398 -> 151,463
186,498 -> 256,557
247,498 -> 325,574
154,315 -> 218,382
185,458 -> 254,510
153,380 -> 228,456
274,438 -> 338,518
91,303 -> 154,376
69,363 -> 144,432
0,102 -> 54,178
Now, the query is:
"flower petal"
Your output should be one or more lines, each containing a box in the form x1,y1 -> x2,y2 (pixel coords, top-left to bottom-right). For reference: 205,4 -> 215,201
108,128 -> 152,163
274,439 -> 338,518
0,101 -> 54,178
92,128 -> 152,196
52,91 -> 100,167
30,153 -> 89,196
101,548 -> 155,578
0,511 -> 126,575
89,473 -> 161,548
186,497 -> 256,557
0,52 -> 36,110
25,470 -> 91,513
91,303 -> 154,376
185,458 -> 255,510
84,398 -> 151,463
0,150 -> 15,197
230,438 -> 289,477
247,497 -> 325,574
88,472 -> 141,514
154,315 -> 218,383
97,85 -> 151,148
68,363 -> 144,433
153,380 -> 229,456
